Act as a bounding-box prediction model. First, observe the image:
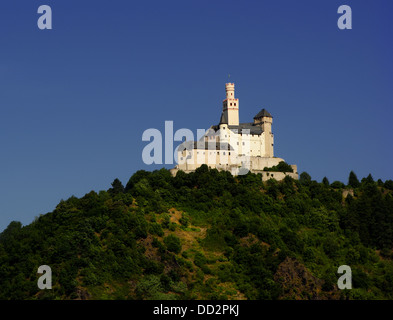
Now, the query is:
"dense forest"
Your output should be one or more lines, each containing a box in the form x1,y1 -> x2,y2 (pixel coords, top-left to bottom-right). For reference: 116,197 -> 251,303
0,166 -> 393,300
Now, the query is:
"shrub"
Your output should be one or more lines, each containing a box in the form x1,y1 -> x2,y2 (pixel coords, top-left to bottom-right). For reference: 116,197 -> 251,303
161,213 -> 170,229
263,161 -> 293,173
149,223 -> 164,237
179,213 -> 190,228
169,222 -> 177,231
163,235 -> 182,254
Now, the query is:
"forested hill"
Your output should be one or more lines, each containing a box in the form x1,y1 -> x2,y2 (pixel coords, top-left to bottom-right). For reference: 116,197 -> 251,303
1,166 -> 393,300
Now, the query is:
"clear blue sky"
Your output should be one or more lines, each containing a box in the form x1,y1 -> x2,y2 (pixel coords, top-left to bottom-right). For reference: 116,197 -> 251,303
0,0 -> 392,231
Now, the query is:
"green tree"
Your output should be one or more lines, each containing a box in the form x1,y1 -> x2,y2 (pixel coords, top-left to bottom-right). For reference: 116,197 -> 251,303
109,178 -> 124,194
164,235 -> 182,254
299,172 -> 312,185
331,181 -> 345,189
384,180 -> 393,190
0,221 -> 22,242
348,171 -> 360,188
364,173 -> 374,184
179,213 -> 190,228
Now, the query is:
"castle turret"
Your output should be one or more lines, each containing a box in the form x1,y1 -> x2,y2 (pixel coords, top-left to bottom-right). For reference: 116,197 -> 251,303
254,109 -> 274,157
222,83 -> 239,126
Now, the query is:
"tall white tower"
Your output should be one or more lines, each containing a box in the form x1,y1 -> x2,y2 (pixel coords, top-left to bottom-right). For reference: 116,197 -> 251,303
222,83 -> 239,126
254,109 -> 274,157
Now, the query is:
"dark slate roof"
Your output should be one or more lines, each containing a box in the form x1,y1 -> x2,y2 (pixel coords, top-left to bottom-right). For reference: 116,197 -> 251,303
204,127 -> 216,137
211,122 -> 263,135
228,123 -> 263,135
253,108 -> 272,119
219,112 -> 228,124
178,141 -> 234,151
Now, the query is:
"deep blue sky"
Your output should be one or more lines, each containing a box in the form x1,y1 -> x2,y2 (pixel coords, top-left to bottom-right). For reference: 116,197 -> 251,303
0,0 -> 392,231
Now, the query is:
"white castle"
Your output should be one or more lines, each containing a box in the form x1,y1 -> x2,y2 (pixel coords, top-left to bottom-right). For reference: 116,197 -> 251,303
170,83 -> 298,181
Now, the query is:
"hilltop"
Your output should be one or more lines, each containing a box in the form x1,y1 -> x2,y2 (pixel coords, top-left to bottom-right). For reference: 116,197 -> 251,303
0,166 -> 393,300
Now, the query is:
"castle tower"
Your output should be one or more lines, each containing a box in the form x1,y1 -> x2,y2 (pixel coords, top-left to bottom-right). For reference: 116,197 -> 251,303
254,109 -> 274,157
222,83 -> 239,126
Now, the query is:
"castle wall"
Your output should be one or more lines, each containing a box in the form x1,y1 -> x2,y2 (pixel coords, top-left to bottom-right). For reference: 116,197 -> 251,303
174,152 -> 298,181
170,167 -> 299,182
176,147 -> 237,172
260,171 -> 299,181
216,126 -> 266,158
249,156 -> 284,171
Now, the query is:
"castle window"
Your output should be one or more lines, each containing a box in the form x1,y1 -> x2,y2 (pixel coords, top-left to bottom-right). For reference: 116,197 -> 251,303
242,142 -> 245,146
229,152 -> 231,155
234,103 -> 236,106
230,103 -> 232,106
223,152 -> 226,155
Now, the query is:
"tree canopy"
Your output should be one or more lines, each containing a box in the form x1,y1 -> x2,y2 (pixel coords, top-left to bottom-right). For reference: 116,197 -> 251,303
0,168 -> 392,300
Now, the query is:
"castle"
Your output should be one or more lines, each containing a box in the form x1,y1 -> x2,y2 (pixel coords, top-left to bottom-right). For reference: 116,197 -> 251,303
170,83 -> 298,181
